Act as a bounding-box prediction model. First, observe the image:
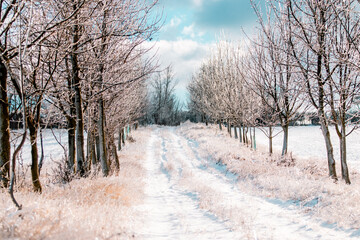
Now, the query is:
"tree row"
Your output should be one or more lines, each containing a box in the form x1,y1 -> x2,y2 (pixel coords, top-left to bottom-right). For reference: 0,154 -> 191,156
0,0 -> 160,200
189,0 -> 360,184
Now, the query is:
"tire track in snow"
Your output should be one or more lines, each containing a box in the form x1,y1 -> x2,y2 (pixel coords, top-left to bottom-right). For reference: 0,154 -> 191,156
137,128 -> 240,239
138,126 -> 352,239
173,126 -> 354,240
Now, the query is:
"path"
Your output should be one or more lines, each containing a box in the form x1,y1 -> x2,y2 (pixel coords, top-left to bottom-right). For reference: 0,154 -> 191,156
137,126 -> 352,239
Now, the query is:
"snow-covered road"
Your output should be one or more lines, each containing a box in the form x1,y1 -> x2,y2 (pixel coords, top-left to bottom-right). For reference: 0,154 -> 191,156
137,126 -> 352,239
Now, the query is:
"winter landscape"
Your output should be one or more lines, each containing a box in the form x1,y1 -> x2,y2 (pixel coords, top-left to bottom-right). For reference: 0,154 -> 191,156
2,0 -> 360,239
2,123 -> 360,239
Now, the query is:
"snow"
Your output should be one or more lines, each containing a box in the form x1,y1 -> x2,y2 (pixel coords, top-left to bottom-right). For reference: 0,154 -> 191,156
12,129 -> 70,164
253,126 -> 360,171
137,126 -> 355,239
5,123 -> 360,239
137,128 -> 240,239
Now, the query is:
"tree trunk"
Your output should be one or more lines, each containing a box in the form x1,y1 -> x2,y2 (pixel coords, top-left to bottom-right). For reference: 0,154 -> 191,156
95,135 -> 101,163
67,116 -> 76,172
28,122 -> 42,192
71,37 -> 85,175
239,125 -> 242,143
317,6 -> 337,180
269,126 -> 273,154
242,126 -> 246,144
111,136 -> 120,172
319,110 -> 337,180
340,123 -> 350,184
281,124 -> 289,156
98,98 -> 109,176
91,137 -> 97,167
38,127 -> 45,174
74,78 -> 85,176
87,128 -> 97,170
234,126 -> 238,139
0,60 -> 10,188
249,127 -> 253,149
122,128 -> 125,145
218,120 -> 222,130
253,127 -> 256,150
227,119 -> 232,137
86,128 -> 91,171
70,0 -> 85,176
246,127 -> 250,145
118,127 -> 122,151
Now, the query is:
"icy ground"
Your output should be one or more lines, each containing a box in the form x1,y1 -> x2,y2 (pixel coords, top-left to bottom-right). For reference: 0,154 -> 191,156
137,126 -> 353,240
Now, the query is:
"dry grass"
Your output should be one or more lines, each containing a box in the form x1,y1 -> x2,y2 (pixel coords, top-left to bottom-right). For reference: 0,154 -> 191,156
0,129 -> 150,240
178,122 -> 360,230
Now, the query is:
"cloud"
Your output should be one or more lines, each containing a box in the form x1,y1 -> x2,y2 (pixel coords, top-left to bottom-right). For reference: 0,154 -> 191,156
182,24 -> 196,38
192,0 -> 203,7
169,16 -> 182,27
143,39 -> 214,102
153,39 -> 211,79
181,24 -> 206,39
182,24 -> 194,35
158,16 -> 184,41
156,0 -> 202,8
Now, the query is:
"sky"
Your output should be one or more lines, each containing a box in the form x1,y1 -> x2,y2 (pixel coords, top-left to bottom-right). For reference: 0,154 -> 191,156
147,0 -> 265,105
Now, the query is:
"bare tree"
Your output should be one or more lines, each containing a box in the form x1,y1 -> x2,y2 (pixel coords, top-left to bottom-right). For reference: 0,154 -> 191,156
188,39 -> 261,148
150,65 -> 180,125
0,0 -> 84,191
283,0 -> 339,180
324,0 -> 360,184
48,0 -> 160,176
0,0 -> 160,199
248,2 -> 306,155
86,0 -> 160,174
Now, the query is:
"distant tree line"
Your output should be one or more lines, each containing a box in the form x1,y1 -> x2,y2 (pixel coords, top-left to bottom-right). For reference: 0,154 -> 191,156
144,65 -> 183,126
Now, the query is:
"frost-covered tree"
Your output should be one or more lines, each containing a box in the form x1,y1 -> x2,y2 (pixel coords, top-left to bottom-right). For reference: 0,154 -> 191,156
149,66 -> 180,126
188,39 -> 261,147
251,0 -> 360,183
248,2 -> 306,156
0,0 -> 86,194
48,0 -> 160,176
324,0 -> 360,184
0,0 -> 160,202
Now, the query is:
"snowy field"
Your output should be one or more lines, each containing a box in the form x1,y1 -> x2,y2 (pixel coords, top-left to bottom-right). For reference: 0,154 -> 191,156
253,126 -> 360,172
2,123 -> 360,239
12,129 -> 75,165
14,125 -> 360,173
